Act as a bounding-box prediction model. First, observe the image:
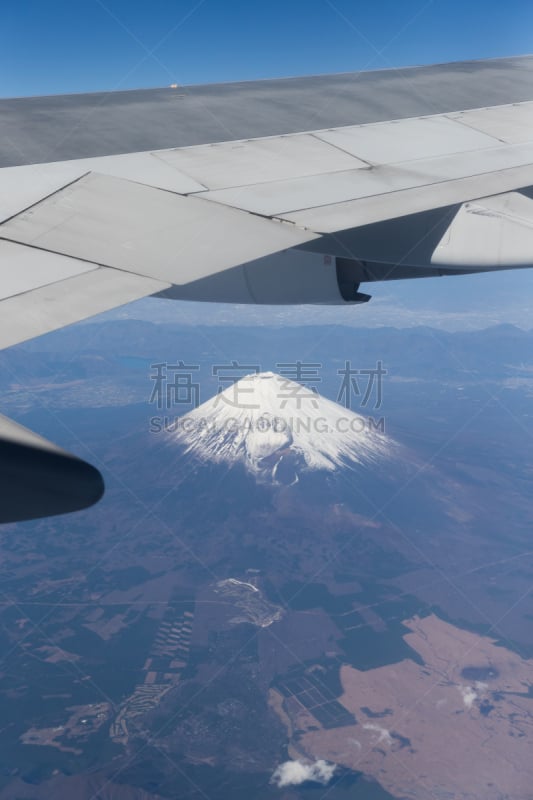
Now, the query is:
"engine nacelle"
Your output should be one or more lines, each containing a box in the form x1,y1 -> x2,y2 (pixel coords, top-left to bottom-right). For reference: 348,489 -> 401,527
157,249 -> 370,305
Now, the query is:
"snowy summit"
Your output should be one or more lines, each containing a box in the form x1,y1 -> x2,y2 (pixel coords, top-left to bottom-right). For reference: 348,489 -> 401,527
171,372 -> 392,484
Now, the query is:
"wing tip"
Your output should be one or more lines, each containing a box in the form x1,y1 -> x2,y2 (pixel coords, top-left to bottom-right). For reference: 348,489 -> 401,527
0,437 -> 105,524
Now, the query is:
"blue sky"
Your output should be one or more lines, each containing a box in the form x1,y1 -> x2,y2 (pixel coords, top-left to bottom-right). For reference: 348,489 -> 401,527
2,0 -> 532,97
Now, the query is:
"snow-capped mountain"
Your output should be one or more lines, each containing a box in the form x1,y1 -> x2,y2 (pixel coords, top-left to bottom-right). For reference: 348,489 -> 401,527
169,372 -> 394,484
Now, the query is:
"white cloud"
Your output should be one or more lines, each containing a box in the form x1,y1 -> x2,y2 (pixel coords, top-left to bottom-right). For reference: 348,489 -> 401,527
270,759 -> 336,788
459,685 -> 477,709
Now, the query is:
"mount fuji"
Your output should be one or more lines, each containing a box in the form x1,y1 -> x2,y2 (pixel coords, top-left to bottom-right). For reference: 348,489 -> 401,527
168,372 -> 395,485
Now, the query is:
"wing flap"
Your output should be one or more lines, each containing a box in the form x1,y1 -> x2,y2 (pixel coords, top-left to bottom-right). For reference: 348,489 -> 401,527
0,255 -> 167,348
0,151 -> 205,223
0,239 -> 96,299
1,172 -> 319,285
197,141 -> 533,228
449,101 -> 533,144
278,162 -> 533,233
313,115 -> 499,163
154,133 -> 366,189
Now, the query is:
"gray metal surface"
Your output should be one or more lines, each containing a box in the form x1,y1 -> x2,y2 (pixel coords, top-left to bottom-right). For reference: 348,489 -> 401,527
155,133 -> 364,189
0,151 -> 204,223
0,240 -> 94,299
281,160 -> 533,232
0,414 -> 104,523
1,172 -> 319,283
2,55 -> 533,167
449,102 -> 533,143
432,192 -> 533,269
314,116 -> 499,164
0,260 -> 167,349
159,250 -> 344,305
199,141 -> 533,221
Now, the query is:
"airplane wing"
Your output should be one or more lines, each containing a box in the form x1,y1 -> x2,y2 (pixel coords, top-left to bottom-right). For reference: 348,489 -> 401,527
2,54 -> 533,520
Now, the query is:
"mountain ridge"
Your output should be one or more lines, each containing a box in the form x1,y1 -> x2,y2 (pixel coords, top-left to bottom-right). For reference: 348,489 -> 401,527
169,371 -> 394,485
